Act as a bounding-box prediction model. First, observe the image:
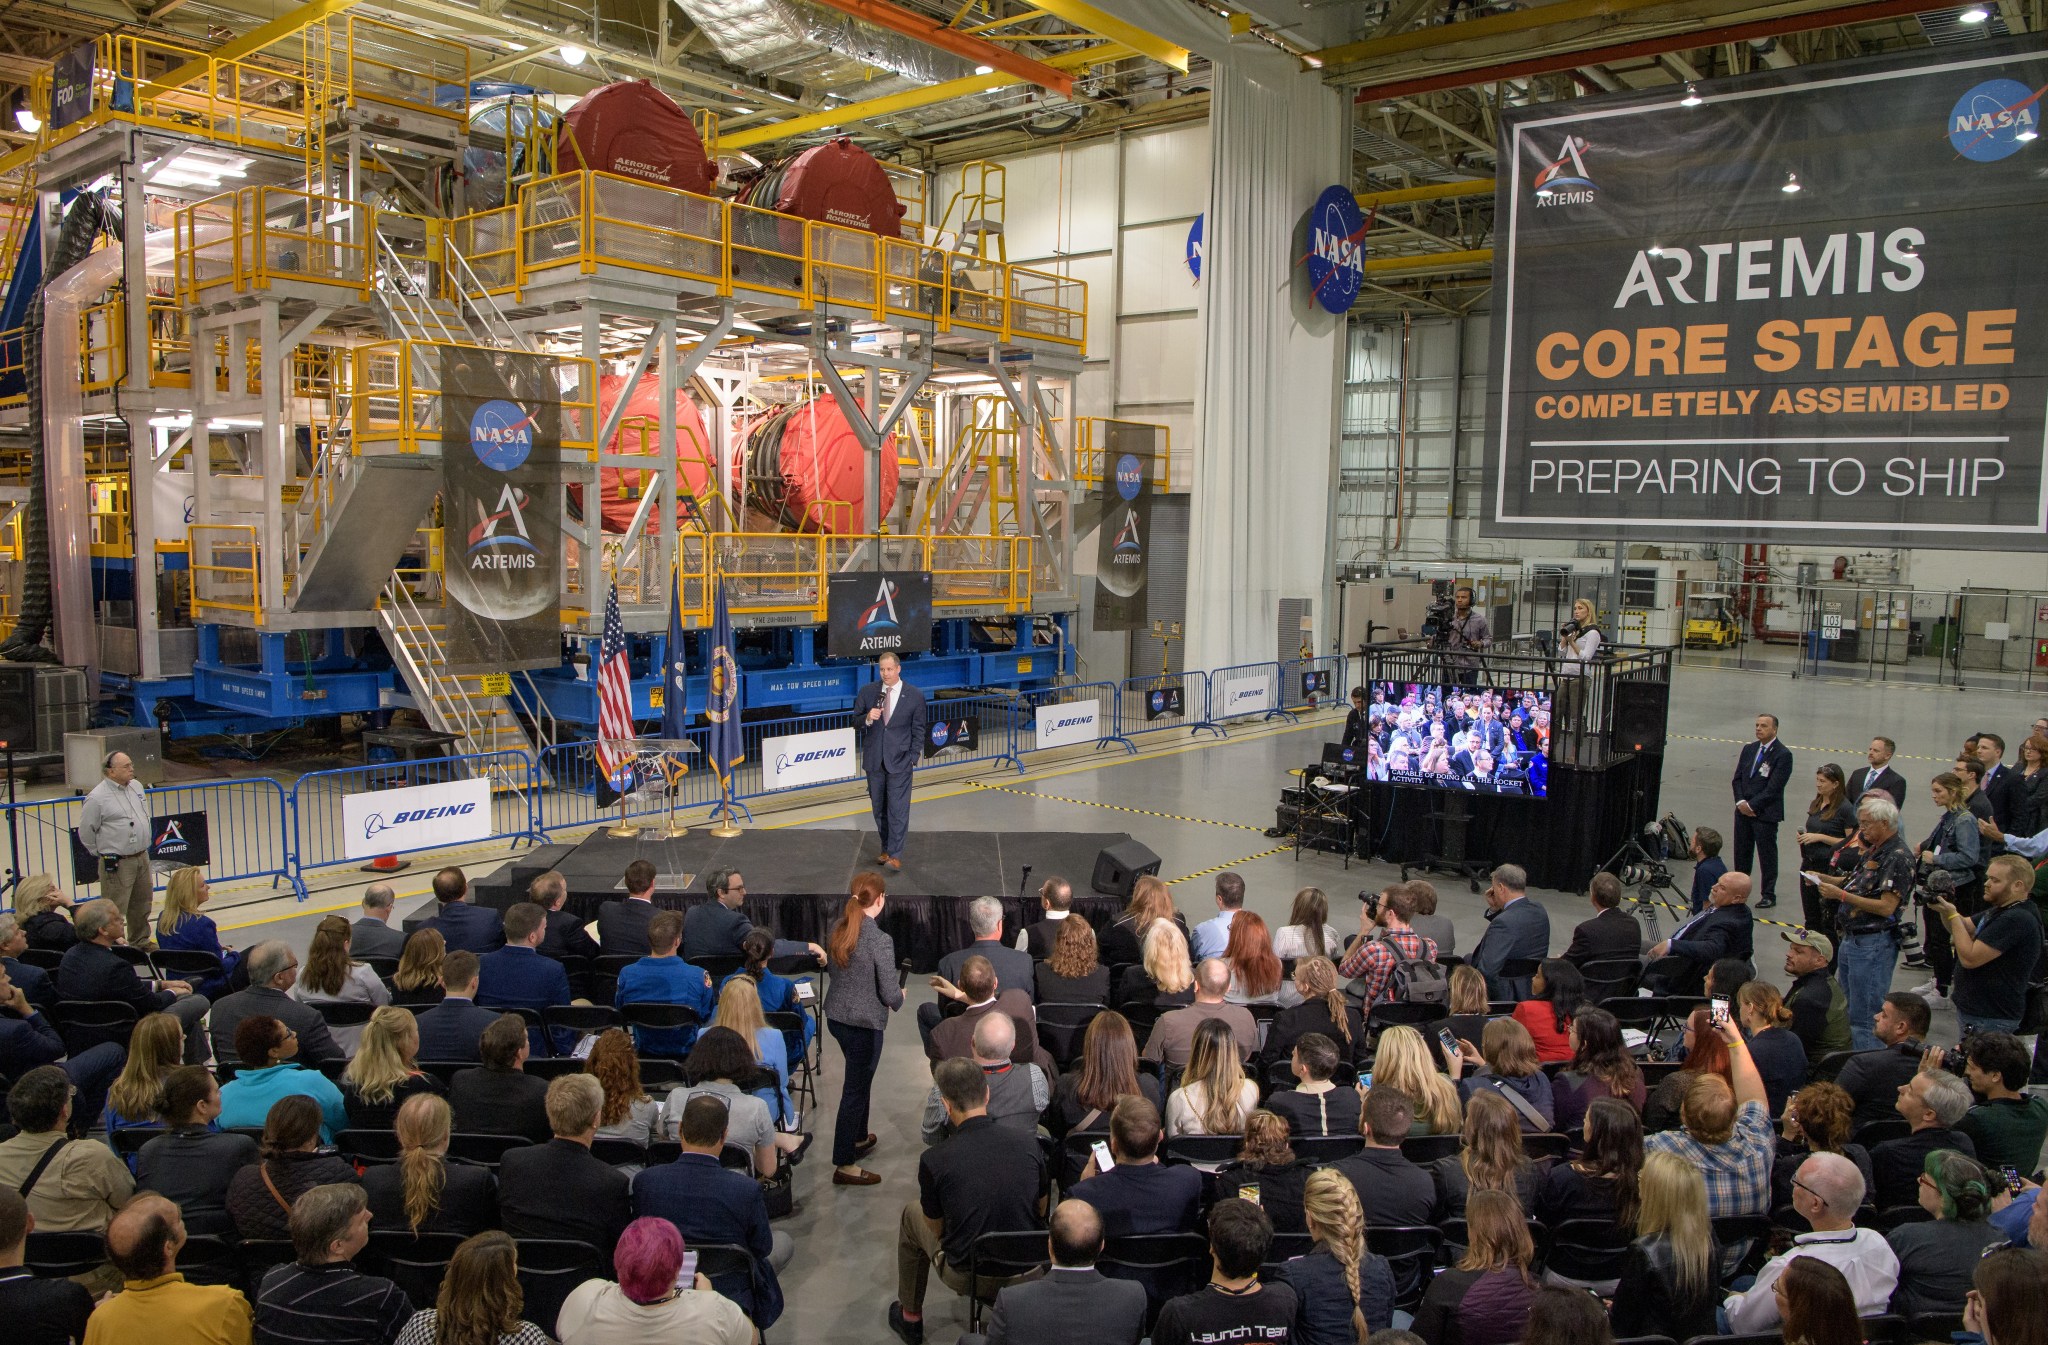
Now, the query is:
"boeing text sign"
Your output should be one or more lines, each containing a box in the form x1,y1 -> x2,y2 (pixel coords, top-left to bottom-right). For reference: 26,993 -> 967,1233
763,727 -> 859,790
341,778 -> 493,860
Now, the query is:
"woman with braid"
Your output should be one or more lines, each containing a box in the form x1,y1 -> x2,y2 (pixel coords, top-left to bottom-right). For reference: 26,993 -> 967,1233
1273,1169 -> 1395,1343
1264,956 -> 1366,1067
362,1094 -> 498,1236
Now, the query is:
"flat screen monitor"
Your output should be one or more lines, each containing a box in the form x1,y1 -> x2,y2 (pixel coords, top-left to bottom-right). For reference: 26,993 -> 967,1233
1363,680 -> 1551,799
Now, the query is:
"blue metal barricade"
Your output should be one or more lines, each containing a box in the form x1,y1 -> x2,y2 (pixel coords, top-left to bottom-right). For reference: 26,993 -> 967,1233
1014,681 -> 1133,757
289,751 -> 542,887
535,735 -> 719,836
7,778 -> 294,897
1115,671 -> 1218,740
731,707 -> 864,802
918,693 -> 1025,775
1278,655 -> 1349,715
1209,661 -> 1297,725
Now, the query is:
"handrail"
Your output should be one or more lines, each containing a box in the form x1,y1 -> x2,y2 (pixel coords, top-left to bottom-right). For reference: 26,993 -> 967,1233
189,523 -> 264,625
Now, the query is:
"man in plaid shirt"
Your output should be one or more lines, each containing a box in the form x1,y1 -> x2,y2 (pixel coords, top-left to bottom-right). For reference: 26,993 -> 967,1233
1645,1011 -> 1776,1217
1337,886 -> 1438,1010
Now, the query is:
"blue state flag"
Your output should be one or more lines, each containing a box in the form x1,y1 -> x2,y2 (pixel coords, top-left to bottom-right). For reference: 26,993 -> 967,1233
705,580 -> 745,794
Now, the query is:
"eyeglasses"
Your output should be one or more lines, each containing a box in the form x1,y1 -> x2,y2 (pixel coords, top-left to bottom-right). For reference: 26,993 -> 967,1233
1792,1176 -> 1824,1201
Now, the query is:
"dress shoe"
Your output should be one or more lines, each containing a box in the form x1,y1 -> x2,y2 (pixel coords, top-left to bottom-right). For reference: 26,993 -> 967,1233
874,851 -> 893,866
854,1133 -> 878,1158
1756,896 -> 1777,909
888,1302 -> 924,1345
833,1166 -> 882,1186
884,855 -> 903,870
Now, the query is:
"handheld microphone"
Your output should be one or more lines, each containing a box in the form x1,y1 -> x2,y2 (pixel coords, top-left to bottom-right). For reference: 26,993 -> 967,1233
1017,864 -> 1033,901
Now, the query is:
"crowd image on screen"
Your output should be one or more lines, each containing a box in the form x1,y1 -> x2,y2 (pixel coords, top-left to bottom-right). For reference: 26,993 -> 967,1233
1360,683 -> 1553,797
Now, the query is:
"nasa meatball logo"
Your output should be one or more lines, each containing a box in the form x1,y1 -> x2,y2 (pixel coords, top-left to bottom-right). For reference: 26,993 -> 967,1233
1150,690 -> 1166,714
469,399 -> 536,471
1302,184 -> 1367,315
1948,80 -> 2041,162
1114,453 -> 1144,501
930,720 -> 950,749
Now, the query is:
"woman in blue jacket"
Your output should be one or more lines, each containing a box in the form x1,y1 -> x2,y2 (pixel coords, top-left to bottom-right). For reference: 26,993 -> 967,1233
156,867 -> 240,1000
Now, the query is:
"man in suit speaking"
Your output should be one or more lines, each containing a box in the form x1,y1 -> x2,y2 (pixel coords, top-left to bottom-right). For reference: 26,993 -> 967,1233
853,652 -> 926,870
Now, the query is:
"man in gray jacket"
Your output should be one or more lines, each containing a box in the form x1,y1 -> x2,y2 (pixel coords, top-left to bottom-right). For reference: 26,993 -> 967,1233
77,752 -> 155,945
921,1013 -> 1048,1144
350,885 -> 408,959
207,941 -> 346,1067
975,1199 -> 1145,1345
1469,864 -> 1551,999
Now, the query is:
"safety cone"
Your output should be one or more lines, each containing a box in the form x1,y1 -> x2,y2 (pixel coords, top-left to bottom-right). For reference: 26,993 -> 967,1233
360,853 -> 411,874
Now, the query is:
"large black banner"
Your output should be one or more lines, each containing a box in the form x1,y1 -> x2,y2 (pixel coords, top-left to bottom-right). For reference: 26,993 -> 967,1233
49,42 -> 94,131
442,347 -> 562,672
1483,44 -> 2048,548
1093,422 -> 1156,630
826,569 -> 933,658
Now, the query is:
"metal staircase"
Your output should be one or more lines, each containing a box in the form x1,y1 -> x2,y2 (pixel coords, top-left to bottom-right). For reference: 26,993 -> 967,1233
377,572 -> 555,776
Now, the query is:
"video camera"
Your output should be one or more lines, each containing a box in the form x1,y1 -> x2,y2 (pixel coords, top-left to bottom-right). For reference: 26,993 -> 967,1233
1421,593 -> 1455,644
1616,813 -> 1692,887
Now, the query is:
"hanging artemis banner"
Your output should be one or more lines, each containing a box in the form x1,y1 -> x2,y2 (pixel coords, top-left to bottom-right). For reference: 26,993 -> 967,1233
1092,422 -> 1157,632
441,347 -> 564,672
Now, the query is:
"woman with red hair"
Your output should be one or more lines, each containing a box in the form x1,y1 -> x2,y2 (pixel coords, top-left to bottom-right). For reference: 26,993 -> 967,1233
821,871 -> 901,1186
1644,1008 -> 1734,1133
1222,911 -> 1292,1007
553,1217 -> 753,1345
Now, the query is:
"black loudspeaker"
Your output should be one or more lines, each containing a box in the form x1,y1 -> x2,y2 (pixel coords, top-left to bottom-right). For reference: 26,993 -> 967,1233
1091,838 -> 1162,897
0,664 -> 34,749
1610,679 -> 1671,755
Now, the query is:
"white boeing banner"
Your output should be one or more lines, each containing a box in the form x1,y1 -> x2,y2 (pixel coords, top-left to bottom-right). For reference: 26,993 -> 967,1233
342,777 -> 493,859
763,726 -> 858,791
1221,675 -> 1272,717
1034,700 -> 1100,748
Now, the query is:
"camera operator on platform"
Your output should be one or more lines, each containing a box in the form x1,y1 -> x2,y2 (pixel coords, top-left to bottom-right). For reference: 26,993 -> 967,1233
1446,586 -> 1490,653
1553,599 -> 1602,749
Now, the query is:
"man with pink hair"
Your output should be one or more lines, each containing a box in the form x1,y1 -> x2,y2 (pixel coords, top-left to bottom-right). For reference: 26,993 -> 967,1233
554,1217 -> 755,1345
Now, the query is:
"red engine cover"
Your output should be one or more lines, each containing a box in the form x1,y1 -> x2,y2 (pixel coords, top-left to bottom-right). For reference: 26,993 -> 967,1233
556,81 -> 715,195
746,397 -> 899,533
568,373 -> 716,533
744,136 -> 907,238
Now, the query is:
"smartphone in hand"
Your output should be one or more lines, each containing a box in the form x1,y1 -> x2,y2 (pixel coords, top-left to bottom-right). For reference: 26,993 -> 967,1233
1710,995 -> 1731,1026
1091,1140 -> 1114,1172
1437,1027 -> 1461,1059
675,1249 -> 699,1290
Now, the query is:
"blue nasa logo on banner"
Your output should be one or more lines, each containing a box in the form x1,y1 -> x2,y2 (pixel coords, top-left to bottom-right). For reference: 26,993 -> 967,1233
1115,453 -> 1144,501
1145,685 -> 1185,721
469,398 -> 536,470
1948,79 -> 2041,162
1302,670 -> 1332,698
923,713 -> 979,758
1303,184 -> 1367,315
1186,214 -> 1204,281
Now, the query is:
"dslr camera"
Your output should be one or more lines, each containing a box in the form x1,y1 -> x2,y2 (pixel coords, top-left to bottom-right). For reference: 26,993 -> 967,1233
1938,1023 -> 1980,1076
1358,888 -> 1383,920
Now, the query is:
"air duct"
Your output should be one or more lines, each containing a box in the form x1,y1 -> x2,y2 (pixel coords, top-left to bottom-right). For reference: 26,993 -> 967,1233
671,0 -> 979,87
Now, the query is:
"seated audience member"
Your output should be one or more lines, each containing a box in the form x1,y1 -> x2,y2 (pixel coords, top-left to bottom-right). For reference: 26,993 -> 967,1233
84,1193 -> 253,1345
613,911 -> 714,1058
1044,1011 -> 1163,1140
1098,875 -> 1188,970
527,871 -> 599,962
923,896 -> 1035,1044
415,867 -> 504,955
1774,1256 -> 1864,1345
1611,1151 -> 1723,1343
1262,957 -> 1364,1069
1470,865 -> 1551,1002
412,951 -> 499,1060
105,1013 -> 184,1135
1273,1169 -> 1396,1344
1067,1096 -> 1203,1238
1550,1007 -> 1645,1133
1871,1069 -> 1978,1209
1165,1017 -> 1259,1138
1334,1087 -> 1436,1229
12,877 -> 77,953
1274,886 -> 1340,966
888,1057 -> 1048,1345
288,914 -> 391,1053
0,960 -> 122,1133
1,913 -> 57,1011
155,867 -> 240,1001
1036,915 -> 1111,1005
928,955 -> 1052,1073
1372,1026 -> 1463,1137
341,1005 -> 443,1130
1218,1111 -> 1311,1235
1965,1247 -> 2048,1345
227,1095 -> 360,1243
1412,1190 -> 1539,1345
1153,1198 -> 1298,1345
726,928 -> 816,1059
207,939 -> 342,1068
361,1095 -> 498,1237
1687,828 -> 1728,915
1887,1148 -> 2004,1318
255,1182 -> 410,1345
496,1075 -> 633,1265
1433,1090 -> 1542,1218
390,1230 -> 549,1345
389,929 -> 448,1011
1222,912 -> 1289,1008
475,902 -> 572,1053
0,1068 -> 133,1250
1117,920 -> 1196,1009
220,1015 -> 350,1142
981,1198 -> 1147,1345
1016,875 -> 1079,960
664,1027 -> 782,1177
1781,928 -> 1854,1061
921,1012 -> 1048,1143
1521,1285 -> 1615,1345
1142,959 -> 1259,1067
136,1066 -> 258,1235
1643,1015 -> 1775,1218
1443,965 -> 1491,1054
59,902 -> 211,1064
1560,871 -> 1643,967
1269,1033 -> 1361,1137
1191,873 -> 1249,965
632,1095 -> 788,1327
554,1217 -> 755,1345
1536,1096 -> 1642,1228
1448,1018 -> 1555,1132
447,1013 -> 552,1143
712,976 -> 796,1131
1645,870 -> 1755,994
1773,1082 -> 1875,1213
1722,1153 -> 1898,1330
1405,880 -> 1457,957
1737,980 -> 1809,1115
1510,960 -> 1584,1064
352,883 -> 409,961
585,1029 -> 661,1147
1834,992 -> 1931,1126
596,860 -> 662,957
1643,1009 -> 1734,1133
1335,882 -> 1438,1013
1955,1031 -> 2048,1171
0,1186 -> 93,1345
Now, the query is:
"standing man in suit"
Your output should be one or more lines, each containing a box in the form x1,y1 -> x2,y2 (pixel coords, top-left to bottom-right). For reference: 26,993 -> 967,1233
1976,734 -> 2024,832
1469,864 -> 1551,1000
421,868 -> 503,953
597,859 -> 660,956
1561,872 -> 1643,969
1849,737 -> 1909,815
1340,688 -> 1371,751
981,1197 -> 1147,1345
853,652 -> 926,870
350,885 -> 407,960
1733,713 -> 1794,909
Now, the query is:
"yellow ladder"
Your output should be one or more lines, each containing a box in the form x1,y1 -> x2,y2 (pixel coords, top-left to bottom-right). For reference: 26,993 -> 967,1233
935,160 -> 1006,263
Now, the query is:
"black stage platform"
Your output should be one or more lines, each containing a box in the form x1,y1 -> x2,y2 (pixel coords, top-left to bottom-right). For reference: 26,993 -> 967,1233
470,828 -> 1139,971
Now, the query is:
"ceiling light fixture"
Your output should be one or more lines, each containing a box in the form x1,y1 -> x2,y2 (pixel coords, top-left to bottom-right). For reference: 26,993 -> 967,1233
1680,82 -> 1701,107
974,64 -> 993,75
14,106 -> 41,134
560,43 -> 588,65
1959,5 -> 1990,21
1781,171 -> 1801,193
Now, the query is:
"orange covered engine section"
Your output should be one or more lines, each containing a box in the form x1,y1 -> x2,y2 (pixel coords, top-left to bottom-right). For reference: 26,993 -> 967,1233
556,81 -> 715,195
570,373 -> 716,533
741,397 -> 898,534
737,136 -> 908,238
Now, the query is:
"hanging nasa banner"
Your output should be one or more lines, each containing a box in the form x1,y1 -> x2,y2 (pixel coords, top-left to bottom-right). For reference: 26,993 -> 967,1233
1093,422 -> 1157,632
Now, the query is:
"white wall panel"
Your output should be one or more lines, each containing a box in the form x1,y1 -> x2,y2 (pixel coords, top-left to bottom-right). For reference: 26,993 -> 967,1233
1118,218 -> 1201,316
1122,122 -> 1211,224
1115,316 -> 1201,406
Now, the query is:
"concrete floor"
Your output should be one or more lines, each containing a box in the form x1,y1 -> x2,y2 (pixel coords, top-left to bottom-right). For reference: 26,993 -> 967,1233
139,663 -> 2048,1343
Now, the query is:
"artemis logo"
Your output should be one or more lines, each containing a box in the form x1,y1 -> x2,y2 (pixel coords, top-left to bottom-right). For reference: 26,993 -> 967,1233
154,819 -> 186,847
1532,134 -> 1596,204
362,802 -> 478,839
857,578 -> 901,632
468,483 -> 537,570
775,747 -> 848,770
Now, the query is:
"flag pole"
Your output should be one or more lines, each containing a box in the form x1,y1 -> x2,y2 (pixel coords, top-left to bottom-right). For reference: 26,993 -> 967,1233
707,564 -> 743,839
601,561 -> 642,838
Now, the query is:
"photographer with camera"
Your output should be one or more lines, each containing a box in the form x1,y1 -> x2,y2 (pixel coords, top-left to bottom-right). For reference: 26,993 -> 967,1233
1924,853 -> 2043,1037
1808,795 -> 1915,1050
1336,886 -> 1438,1013
1910,773 -> 1986,1005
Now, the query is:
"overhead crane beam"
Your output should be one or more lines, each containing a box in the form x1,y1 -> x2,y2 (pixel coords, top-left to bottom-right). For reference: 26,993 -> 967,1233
1024,0 -> 1190,71
141,0 -> 360,99
803,0 -> 1077,94
1355,179 -> 1493,209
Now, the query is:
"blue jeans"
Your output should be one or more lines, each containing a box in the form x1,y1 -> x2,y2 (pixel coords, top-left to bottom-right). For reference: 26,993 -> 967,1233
1840,931 -> 1899,1051
1957,1011 -> 2022,1037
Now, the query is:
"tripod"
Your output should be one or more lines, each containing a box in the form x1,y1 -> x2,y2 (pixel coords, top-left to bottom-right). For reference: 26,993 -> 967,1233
1595,755 -> 1684,946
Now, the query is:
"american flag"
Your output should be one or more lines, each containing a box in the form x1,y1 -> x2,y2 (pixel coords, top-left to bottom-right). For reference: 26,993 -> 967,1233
594,578 -> 635,777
